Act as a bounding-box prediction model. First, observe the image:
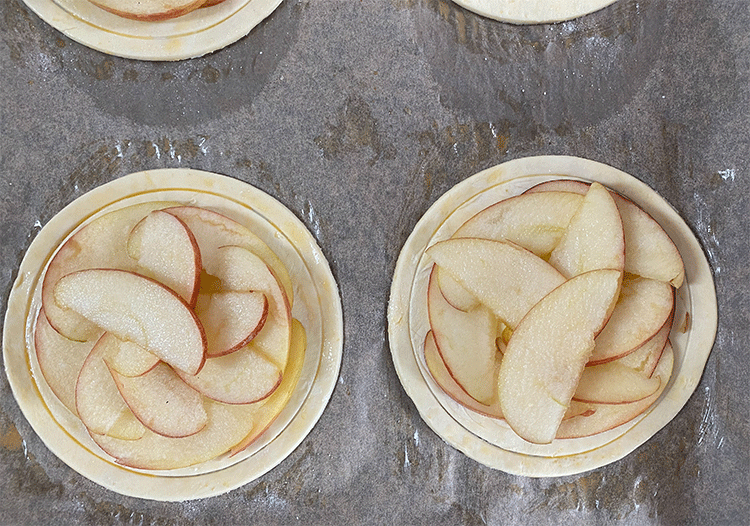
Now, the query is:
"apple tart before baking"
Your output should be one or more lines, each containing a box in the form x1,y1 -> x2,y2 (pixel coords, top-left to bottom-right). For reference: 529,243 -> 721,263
35,201 -> 305,470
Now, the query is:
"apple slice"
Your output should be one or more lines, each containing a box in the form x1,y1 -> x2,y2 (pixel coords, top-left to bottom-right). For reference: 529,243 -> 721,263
53,269 -> 206,375
617,309 -> 673,376
93,318 -> 304,469
454,191 -> 584,257
127,209 -> 201,307
97,332 -> 160,378
498,269 -> 621,444
177,341 -> 282,405
436,266 -> 479,312
203,245 -> 292,369
194,291 -> 268,357
588,276 -> 674,364
427,238 -> 565,329
165,206 -> 294,304
617,194 -> 685,287
557,341 -> 674,439
110,363 -> 208,438
90,398 -> 257,470
34,308 -> 94,416
423,330 -> 503,418
426,331 -> 596,422
527,180 -> 685,287
76,336 -> 147,440
574,361 -> 661,404
230,318 -> 308,455
548,182 -> 625,278
42,202 -> 176,342
427,266 -> 497,404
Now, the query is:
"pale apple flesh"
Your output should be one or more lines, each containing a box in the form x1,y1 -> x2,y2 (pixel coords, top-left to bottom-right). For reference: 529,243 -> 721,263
435,266 -> 479,312
424,330 -> 599,422
427,238 -> 565,329
203,245 -> 292,370
526,180 -> 685,287
427,266 -> 497,404
588,276 -> 674,365
34,308 -> 94,416
423,330 -> 503,418
90,399 -> 258,470
53,269 -> 207,376
616,309 -> 673,377
557,342 -> 674,439
42,201 -> 177,342
88,0 -> 208,22
127,209 -> 201,307
110,363 -> 208,438
421,178 -> 683,446
98,333 -> 160,378
194,290 -> 268,358
548,182 -> 625,278
454,191 -> 584,258
497,269 -> 621,444
33,200 -> 307,471
92,319 -> 307,470
573,361 -> 661,404
177,341 -> 283,405
76,336 -> 147,441
165,206 -> 294,304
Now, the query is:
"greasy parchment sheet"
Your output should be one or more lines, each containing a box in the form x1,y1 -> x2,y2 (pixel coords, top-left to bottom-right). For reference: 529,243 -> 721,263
1,0 -> 748,523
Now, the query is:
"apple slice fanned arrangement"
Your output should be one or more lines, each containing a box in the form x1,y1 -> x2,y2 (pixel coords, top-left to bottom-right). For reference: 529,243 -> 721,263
34,202 -> 305,470
424,181 -> 684,445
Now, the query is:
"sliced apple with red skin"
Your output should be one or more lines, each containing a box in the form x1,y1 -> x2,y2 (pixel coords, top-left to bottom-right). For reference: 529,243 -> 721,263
617,309 -> 673,377
93,319 -> 304,470
589,276 -> 674,365
573,361 -> 661,404
423,330 -> 503,418
177,341 -> 282,405
194,291 -> 268,357
230,318 -> 307,455
42,202 -> 177,342
203,245 -> 292,369
492,320 -> 660,406
425,330 -> 597,422
165,206 -> 294,304
76,336 -> 146,440
110,363 -> 207,438
427,265 -> 497,404
557,341 -> 674,439
498,269 -> 621,444
90,399 -> 258,470
527,180 -> 685,287
549,182 -> 625,278
97,333 -> 160,378
427,238 -> 566,329
454,191 -> 584,258
127,209 -> 201,307
53,269 -> 206,375
436,266 -> 479,312
34,308 -> 94,416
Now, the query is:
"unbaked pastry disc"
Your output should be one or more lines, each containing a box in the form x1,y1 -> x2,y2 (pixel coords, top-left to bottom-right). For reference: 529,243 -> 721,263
388,155 -> 717,477
451,0 -> 619,24
3,169 -> 343,500
20,0 -> 282,60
